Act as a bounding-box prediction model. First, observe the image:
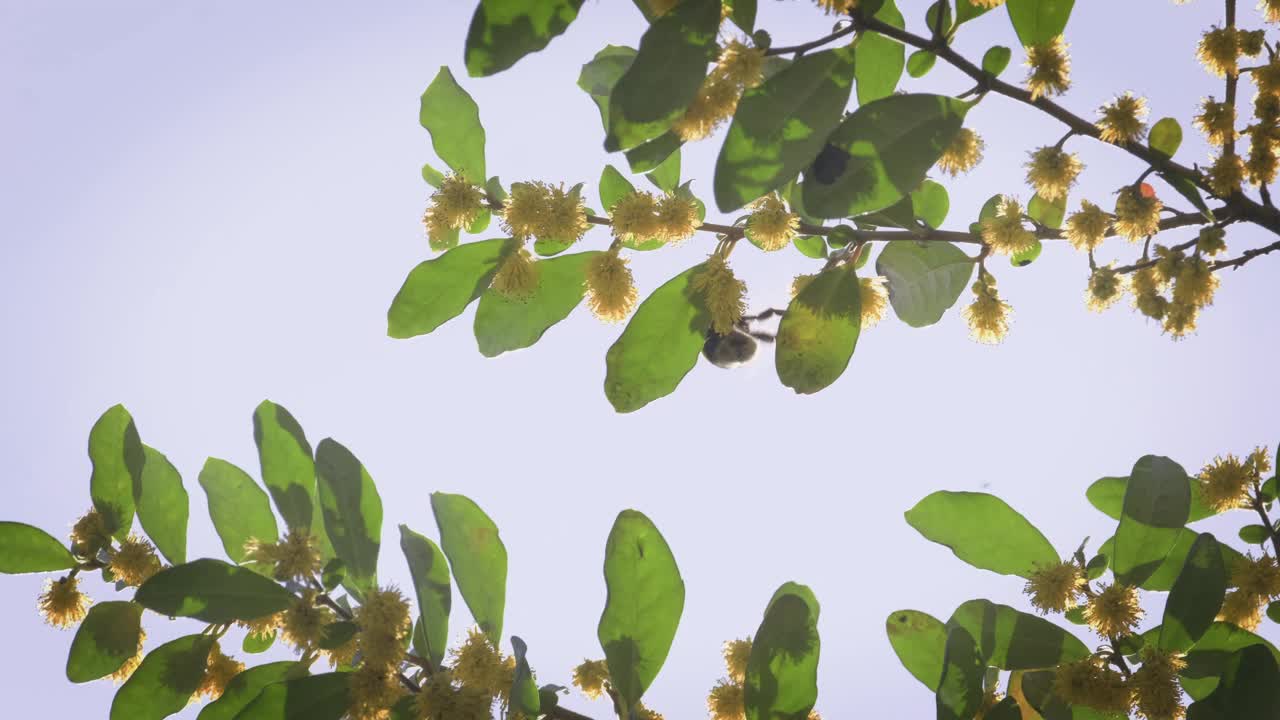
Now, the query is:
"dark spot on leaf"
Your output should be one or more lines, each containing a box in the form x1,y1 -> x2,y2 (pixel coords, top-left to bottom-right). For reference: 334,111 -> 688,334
809,143 -> 850,185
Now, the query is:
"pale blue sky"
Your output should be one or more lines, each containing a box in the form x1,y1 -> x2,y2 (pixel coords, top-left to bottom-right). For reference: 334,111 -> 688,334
1,1 -> 1277,717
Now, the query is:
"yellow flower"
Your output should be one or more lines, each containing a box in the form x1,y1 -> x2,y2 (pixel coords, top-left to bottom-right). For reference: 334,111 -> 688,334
1199,455 -> 1254,512
1248,133 -> 1279,184
355,586 -> 412,670
236,612 -> 281,639
813,0 -> 859,14
1153,245 -> 1185,285
108,626 -> 145,684
425,174 -> 484,231
325,633 -> 358,669
971,0 -> 1005,7
859,276 -> 889,330
1198,27 -> 1240,77
1025,146 -> 1083,201
245,528 -> 322,582
1257,93 -> 1280,124
195,642 -> 245,702
1194,98 -> 1237,145
716,40 -> 766,90
974,689 -> 1005,720
637,704 -> 664,720
691,253 -> 748,336
1263,0 -> 1280,23
655,193 -> 700,243
1113,186 -> 1162,241
1249,446 -> 1273,476
491,243 -> 541,300
962,272 -> 1012,345
1162,301 -> 1199,339
584,249 -> 639,323
413,670 -> 456,720
745,194 -> 799,251
39,576 -> 90,629
1024,560 -> 1086,614
1084,583 -> 1143,637
937,128 -> 985,176
789,273 -> 817,300
1218,589 -> 1266,630
424,213 -> 458,253
539,184 -> 590,245
348,665 -> 405,720
707,679 -> 745,720
1197,226 -> 1228,256
1171,256 -> 1218,309
672,75 -> 740,141
1087,267 -> 1125,312
980,196 -> 1037,255
1232,555 -> 1280,600
1064,200 -> 1112,251
502,182 -> 550,240
451,628 -> 509,697
281,589 -> 332,650
610,191 -> 661,243
1239,29 -> 1267,57
723,638 -> 752,683
1208,152 -> 1246,196
1097,92 -> 1149,144
109,535 -> 162,587
1053,658 -> 1132,715
571,659 -> 610,699
1025,36 -> 1071,100
70,509 -> 111,558
1131,267 -> 1169,320
1131,647 -> 1186,720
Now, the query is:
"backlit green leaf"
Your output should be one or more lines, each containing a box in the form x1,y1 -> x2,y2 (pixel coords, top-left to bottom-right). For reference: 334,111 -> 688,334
1027,192 -> 1065,229
399,524 -> 452,668
776,264 -> 862,394
905,491 -> 1058,578
135,446 -> 188,565
196,662 -> 297,720
1005,0 -> 1076,48
316,439 -> 383,596
510,636 -> 541,716
1187,645 -> 1280,718
464,0 -> 585,77
474,251 -> 599,357
0,521 -> 75,574
387,239 -> 506,339
1150,117 -> 1183,158
198,458 -> 278,564
855,0 -> 905,105
135,558 -> 293,623
946,599 -> 1090,669
578,45 -> 637,135
1113,455 -> 1192,586
744,583 -> 819,720
876,241 -> 974,327
911,180 -> 950,229
599,510 -> 685,714
1161,533 -> 1227,653
432,493 -> 507,645
935,626 -> 983,720
1087,474 -> 1218,523
981,46 -> 1012,76
234,672 -> 351,720
420,67 -> 485,181
110,635 -> 214,720
626,132 -> 683,174
886,609 -> 946,690
66,601 -> 143,683
646,147 -> 681,193
907,50 -> 936,78
90,404 -> 145,539
1183,622 -> 1280,700
599,165 -> 636,213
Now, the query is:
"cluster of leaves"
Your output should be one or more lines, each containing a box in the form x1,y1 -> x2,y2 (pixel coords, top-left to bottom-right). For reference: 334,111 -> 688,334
0,403 -> 828,720
390,0 -> 1280,414
889,445 -> 1280,719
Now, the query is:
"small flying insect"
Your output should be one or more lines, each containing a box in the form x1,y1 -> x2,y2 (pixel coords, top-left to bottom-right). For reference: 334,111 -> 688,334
702,308 -> 786,369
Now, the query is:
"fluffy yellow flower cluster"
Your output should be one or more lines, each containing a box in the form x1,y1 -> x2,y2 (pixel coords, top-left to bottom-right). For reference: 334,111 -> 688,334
979,197 -> 1036,255
745,194 -> 799,251
38,575 -> 90,629
244,528 -> 322,581
674,39 -> 766,141
1196,26 -> 1264,77
691,252 -> 748,335
1064,200 -> 1113,252
423,174 -> 486,251
609,191 -> 699,245
936,128 -> 985,176
1112,186 -> 1162,242
502,182 -> 590,245
961,270 -> 1012,345
109,535 -> 162,587
1194,98 -> 1237,146
1083,582 -> 1144,638
195,642 -> 245,702
1198,448 -> 1271,513
1086,266 -> 1125,313
1023,560 -> 1086,614
1025,36 -> 1071,100
348,586 -> 412,720
1125,244 -> 1219,339
1096,92 -> 1149,145
1025,146 -> 1083,201
1219,554 -> 1280,631
585,248 -> 640,323
569,657 -> 665,718
1053,658 -> 1132,715
70,508 -> 111,558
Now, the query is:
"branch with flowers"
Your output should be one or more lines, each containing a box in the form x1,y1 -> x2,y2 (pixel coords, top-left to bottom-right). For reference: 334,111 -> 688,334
390,0 -> 1280,413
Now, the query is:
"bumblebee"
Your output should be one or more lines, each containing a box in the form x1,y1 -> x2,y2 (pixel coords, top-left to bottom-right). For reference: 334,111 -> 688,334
702,308 -> 786,369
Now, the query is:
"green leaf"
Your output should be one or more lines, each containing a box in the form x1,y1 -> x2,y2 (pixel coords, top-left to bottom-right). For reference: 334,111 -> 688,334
315,439 -> 383,596
886,609 -> 947,690
946,599 -> 1091,670
399,524 -> 452,668
1239,525 -> 1271,544
604,264 -> 711,413
196,662 -> 297,720
802,94 -> 969,218
510,636 -> 541,716
319,621 -> 358,650
646,147 -> 681,192
578,45 -> 637,135
135,558 -> 294,623
387,239 -> 506,339
474,251 -> 598,357
1028,192 -> 1065,229
1086,474 -> 1218,523
422,163 -> 445,188
90,404 -> 145,539
322,559 -> 345,591
198,458 -> 278,564
955,0 -> 998,27
905,491 -> 1058,578
935,626 -> 983,720
1113,455 -> 1192,586
875,241 -> 974,327
981,46 -> 1012,76
66,601 -> 143,683
1183,622 -> 1280,700
744,583 -> 820,720
0,521 -> 75,574
110,634 -> 215,720
464,0 -> 585,77
855,0 -> 906,105
792,235 -> 827,259
907,50 -> 936,77
431,492 -> 507,645
1010,240 -> 1042,268
1098,529 -> 1246,592
420,67 -> 485,181
242,629 -> 276,654
713,44 -> 857,212
626,132 -> 683,173
726,0 -> 756,32
776,264 -> 862,394
599,165 -> 637,213
1159,172 -> 1215,222
1005,0 -> 1076,48
605,0 -> 720,151
135,446 -> 188,565
1161,533 -> 1227,653
911,180 -> 950,229
1150,117 -> 1183,158
1268,601 -> 1280,624
253,400 -> 332,563
983,697 -> 1023,720
1187,645 -> 1280,719
598,509 -> 685,714
234,672 -> 351,720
